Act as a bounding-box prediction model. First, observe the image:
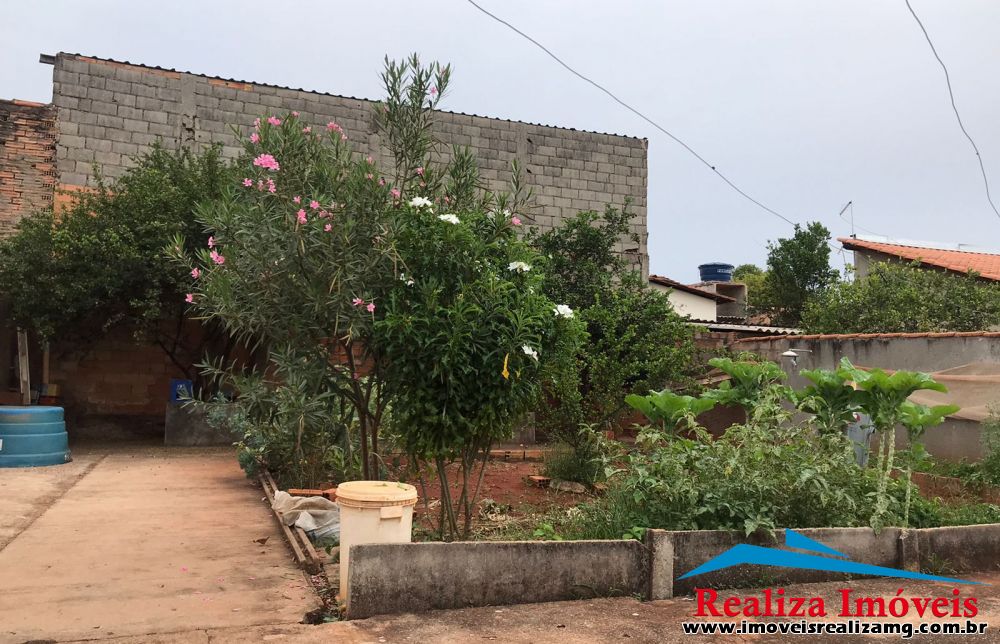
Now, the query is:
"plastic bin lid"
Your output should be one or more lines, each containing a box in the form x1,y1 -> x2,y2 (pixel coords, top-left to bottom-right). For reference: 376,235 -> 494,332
336,481 -> 417,506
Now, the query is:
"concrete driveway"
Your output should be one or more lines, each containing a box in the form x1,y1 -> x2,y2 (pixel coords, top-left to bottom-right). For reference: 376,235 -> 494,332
0,445 -> 316,643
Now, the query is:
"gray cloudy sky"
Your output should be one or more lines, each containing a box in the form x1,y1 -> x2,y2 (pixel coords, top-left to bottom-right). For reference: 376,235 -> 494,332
3,1 -> 999,282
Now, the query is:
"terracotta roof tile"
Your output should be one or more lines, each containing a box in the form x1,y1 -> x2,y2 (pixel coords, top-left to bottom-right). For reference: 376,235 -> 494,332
648,275 -> 736,302
733,331 -> 1000,344
839,237 -> 1000,281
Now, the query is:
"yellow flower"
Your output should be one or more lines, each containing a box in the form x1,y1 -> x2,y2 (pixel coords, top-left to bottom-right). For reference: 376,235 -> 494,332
501,353 -> 510,380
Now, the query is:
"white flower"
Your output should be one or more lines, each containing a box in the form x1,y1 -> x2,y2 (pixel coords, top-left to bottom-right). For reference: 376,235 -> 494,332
508,261 -> 532,273
553,304 -> 574,319
522,345 -> 539,362
408,196 -> 433,209
399,273 -> 415,286
437,214 -> 460,224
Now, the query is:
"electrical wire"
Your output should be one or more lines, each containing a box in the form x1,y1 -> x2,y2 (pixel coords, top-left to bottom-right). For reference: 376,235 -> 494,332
464,0 -> 799,227
904,0 -> 1000,221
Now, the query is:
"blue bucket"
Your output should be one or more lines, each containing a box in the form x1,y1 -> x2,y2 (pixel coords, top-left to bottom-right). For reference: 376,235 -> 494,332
0,406 -> 71,467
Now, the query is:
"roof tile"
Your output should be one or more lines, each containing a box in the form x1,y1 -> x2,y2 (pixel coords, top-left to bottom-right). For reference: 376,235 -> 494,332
839,237 -> 1000,281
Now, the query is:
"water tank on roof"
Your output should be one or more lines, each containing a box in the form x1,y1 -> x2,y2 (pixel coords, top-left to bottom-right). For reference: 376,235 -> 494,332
698,263 -> 734,282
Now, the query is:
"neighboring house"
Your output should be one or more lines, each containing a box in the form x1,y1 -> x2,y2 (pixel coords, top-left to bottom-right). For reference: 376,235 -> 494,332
840,235 -> 1000,281
1,52 -> 650,421
648,275 -> 733,322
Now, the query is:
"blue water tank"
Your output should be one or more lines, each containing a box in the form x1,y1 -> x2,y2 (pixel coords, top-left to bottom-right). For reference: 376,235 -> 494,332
698,263 -> 735,282
0,406 -> 71,467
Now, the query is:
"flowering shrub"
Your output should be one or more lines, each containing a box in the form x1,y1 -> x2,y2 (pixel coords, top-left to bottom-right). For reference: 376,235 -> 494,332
175,56 -> 582,515
172,94 -> 402,483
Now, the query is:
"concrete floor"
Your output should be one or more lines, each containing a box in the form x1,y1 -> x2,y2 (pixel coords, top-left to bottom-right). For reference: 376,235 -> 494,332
0,445 -> 315,643
4,444 -> 1000,643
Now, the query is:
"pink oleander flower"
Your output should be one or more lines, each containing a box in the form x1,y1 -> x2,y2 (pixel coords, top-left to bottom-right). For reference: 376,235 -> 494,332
242,178 -> 252,187
253,117 -> 261,128
296,209 -> 307,224
185,293 -> 194,303
267,116 -> 282,126
210,250 -> 225,265
293,195 -> 301,204
309,200 -> 320,210
366,155 -> 373,164
366,302 -> 376,313
390,188 -> 401,199
324,223 -> 332,232
326,121 -> 342,132
415,167 -> 424,176
378,178 -> 385,186
511,216 -> 522,226
443,196 -> 451,204
253,154 -> 280,171
366,173 -> 373,180
291,111 -> 300,117
352,297 -> 365,306
257,179 -> 264,191
302,126 -> 311,133
267,178 -> 276,194
429,86 -> 438,96
319,210 -> 329,218
191,267 -> 201,279
207,236 -> 215,248
250,132 -> 260,144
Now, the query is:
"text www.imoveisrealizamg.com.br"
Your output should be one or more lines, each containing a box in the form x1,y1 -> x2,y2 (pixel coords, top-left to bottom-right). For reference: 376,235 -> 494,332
682,619 -> 988,638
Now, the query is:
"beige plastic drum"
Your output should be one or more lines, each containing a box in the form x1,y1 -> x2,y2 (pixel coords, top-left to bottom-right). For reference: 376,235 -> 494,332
337,480 -> 418,606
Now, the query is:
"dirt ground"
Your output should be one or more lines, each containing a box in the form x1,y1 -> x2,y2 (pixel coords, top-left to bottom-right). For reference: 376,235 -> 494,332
394,459 -> 584,537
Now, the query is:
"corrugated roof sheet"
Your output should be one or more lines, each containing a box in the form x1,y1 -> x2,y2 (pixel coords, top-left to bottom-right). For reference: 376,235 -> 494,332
840,236 -> 1000,281
50,53 -> 646,141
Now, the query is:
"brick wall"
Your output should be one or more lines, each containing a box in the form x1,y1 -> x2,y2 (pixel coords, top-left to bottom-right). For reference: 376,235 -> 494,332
0,99 -> 56,236
49,53 -> 648,271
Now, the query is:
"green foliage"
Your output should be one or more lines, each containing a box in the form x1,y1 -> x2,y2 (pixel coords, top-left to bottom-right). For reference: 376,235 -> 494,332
752,222 -> 839,326
624,389 -> 716,431
982,405 -> 1000,484
796,358 -> 864,435
0,144 -> 231,379
802,261 -> 1000,334
703,357 -> 790,423
571,422 -> 913,538
532,204 -> 639,311
531,206 -> 696,440
542,423 -> 621,486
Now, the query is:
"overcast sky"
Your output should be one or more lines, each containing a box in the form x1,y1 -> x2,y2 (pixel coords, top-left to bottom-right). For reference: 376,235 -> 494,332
3,1 -> 999,282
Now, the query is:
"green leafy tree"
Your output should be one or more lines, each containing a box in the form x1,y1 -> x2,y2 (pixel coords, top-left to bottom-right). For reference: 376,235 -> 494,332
756,222 -> 839,326
803,261 -> 1000,333
0,144 -> 231,383
531,206 -> 696,438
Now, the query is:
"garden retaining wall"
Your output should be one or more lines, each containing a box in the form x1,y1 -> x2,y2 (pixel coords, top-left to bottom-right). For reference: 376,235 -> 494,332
735,333 -> 1000,461
346,524 -> 1000,619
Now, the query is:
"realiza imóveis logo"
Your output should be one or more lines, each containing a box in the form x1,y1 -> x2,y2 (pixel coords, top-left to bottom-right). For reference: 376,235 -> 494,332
678,529 -> 982,585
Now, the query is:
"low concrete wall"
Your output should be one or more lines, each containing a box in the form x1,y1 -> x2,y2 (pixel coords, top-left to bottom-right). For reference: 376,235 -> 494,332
347,540 -> 648,619
669,527 -> 901,595
346,523 -> 1000,619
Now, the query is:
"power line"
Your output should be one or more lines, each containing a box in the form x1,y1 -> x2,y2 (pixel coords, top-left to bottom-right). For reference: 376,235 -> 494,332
464,0 -> 799,227
904,0 -> 1000,221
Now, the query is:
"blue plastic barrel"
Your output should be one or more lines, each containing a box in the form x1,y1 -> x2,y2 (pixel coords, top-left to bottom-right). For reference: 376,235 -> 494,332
697,262 -> 735,282
0,406 -> 71,467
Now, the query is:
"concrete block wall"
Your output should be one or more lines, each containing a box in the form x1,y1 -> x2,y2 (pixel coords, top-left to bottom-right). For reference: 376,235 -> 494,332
0,99 -> 56,236
50,53 -> 648,273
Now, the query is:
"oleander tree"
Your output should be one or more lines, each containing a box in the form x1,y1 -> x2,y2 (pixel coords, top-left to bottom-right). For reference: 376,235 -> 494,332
175,57 -> 583,521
